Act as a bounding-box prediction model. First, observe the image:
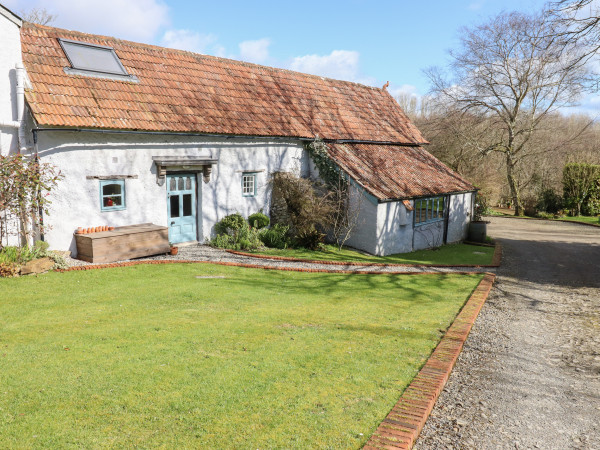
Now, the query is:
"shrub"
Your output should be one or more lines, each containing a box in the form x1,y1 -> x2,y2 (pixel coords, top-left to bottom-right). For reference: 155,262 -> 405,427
248,212 -> 270,229
294,228 -> 326,250
214,213 -> 247,235
536,188 -> 563,214
259,224 -> 289,249
211,214 -> 262,251
563,163 -> 600,216
0,262 -> 19,278
0,241 -> 50,265
535,211 -> 555,219
270,172 -> 332,241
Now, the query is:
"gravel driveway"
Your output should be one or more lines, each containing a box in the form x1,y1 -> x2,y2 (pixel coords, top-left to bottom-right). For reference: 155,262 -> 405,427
415,217 -> 600,449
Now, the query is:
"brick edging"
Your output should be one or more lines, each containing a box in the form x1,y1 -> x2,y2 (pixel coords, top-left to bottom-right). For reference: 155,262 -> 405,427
226,245 -> 502,268
55,259 -> 483,276
363,273 -> 496,450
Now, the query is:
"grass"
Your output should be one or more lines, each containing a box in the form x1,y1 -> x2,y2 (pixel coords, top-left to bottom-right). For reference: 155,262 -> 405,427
557,215 -> 600,225
0,263 -> 483,448
251,243 -> 495,266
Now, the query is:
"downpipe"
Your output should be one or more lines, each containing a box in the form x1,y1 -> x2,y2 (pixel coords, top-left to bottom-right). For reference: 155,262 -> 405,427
15,62 -> 27,153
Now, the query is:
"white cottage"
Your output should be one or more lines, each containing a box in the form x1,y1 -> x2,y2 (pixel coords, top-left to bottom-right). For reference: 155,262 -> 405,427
0,5 -> 476,257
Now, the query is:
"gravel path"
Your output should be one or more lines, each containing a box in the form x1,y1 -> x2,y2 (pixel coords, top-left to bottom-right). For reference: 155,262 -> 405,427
415,217 -> 600,450
65,244 -> 495,274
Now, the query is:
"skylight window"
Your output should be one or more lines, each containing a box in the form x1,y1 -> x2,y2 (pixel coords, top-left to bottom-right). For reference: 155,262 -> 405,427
58,38 -> 134,79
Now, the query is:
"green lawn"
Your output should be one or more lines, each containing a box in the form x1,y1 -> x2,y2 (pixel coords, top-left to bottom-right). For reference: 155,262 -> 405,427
251,243 -> 495,266
0,264 -> 482,448
557,215 -> 600,226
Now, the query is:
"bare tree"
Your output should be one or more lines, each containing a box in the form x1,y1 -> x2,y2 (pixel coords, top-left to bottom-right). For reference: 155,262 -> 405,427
426,11 -> 592,215
20,8 -> 56,25
549,1 -> 600,53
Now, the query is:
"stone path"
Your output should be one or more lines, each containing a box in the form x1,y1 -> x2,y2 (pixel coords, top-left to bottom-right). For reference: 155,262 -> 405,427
66,244 -> 496,274
415,217 -> 600,449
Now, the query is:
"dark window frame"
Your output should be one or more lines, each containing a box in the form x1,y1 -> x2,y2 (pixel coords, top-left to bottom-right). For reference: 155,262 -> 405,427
414,196 -> 446,226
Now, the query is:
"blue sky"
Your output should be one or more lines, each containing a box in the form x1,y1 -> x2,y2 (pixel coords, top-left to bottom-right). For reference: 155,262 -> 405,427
6,0 -> 597,111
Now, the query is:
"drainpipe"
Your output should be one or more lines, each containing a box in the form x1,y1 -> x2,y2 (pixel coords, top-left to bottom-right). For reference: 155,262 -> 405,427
15,62 -> 27,153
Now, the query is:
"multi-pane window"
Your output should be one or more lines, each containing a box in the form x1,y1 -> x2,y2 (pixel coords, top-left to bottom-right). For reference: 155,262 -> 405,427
100,180 -> 125,211
414,196 -> 445,225
242,173 -> 257,197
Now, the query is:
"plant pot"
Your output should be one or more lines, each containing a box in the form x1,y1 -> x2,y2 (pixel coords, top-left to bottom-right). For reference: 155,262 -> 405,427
468,221 -> 488,243
170,247 -> 179,256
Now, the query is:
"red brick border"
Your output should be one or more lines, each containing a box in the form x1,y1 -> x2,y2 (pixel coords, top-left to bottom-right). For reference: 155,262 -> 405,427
55,259 -> 485,276
226,244 -> 502,268
364,273 -> 496,450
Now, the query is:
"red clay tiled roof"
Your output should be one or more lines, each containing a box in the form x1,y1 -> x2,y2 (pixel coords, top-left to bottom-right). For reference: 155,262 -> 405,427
326,143 -> 475,200
21,23 -> 427,144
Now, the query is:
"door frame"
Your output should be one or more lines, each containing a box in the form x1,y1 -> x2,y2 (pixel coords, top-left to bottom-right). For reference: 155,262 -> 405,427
166,172 -> 199,244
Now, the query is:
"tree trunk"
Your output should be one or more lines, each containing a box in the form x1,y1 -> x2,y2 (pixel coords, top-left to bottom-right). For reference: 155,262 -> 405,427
505,153 -> 523,216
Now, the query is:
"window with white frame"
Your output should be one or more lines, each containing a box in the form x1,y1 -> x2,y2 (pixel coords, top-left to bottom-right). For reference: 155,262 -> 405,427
242,173 -> 257,197
100,179 -> 126,211
414,196 -> 445,225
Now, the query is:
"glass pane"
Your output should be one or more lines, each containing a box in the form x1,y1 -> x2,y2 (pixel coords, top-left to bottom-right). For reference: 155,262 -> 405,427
185,177 -> 192,190
170,177 -> 176,191
102,183 -> 121,196
178,177 -> 184,190
170,195 -> 180,218
61,40 -> 127,75
243,175 -> 255,195
183,194 -> 192,216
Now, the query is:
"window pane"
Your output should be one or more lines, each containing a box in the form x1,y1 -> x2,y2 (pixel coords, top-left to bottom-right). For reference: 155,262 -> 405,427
170,195 -> 180,218
182,194 -> 192,216
61,40 -> 127,75
178,177 -> 184,190
185,177 -> 192,190
243,174 -> 255,195
102,183 -> 121,196
170,177 -> 176,191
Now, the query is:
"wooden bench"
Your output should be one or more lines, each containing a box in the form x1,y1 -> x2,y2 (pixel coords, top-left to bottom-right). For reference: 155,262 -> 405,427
75,223 -> 171,263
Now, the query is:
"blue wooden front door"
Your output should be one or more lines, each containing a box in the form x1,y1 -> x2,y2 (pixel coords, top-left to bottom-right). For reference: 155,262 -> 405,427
167,174 -> 197,244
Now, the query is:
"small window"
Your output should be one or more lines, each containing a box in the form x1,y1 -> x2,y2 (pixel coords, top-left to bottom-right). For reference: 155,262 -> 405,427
100,180 -> 126,211
414,196 -> 445,226
242,173 -> 257,197
59,38 -> 129,76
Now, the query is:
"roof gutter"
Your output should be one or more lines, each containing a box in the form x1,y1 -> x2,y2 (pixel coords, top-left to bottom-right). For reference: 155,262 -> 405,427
377,188 -> 479,204
31,127 -> 426,147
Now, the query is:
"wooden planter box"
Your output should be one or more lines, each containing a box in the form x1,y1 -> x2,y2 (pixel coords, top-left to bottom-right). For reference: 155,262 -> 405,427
75,223 -> 170,263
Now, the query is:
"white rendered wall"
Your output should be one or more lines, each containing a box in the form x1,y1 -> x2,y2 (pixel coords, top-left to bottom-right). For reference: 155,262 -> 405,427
0,11 -> 21,156
412,220 -> 445,251
447,192 -> 473,243
36,131 -> 306,255
375,200 -> 414,255
343,185 -> 379,255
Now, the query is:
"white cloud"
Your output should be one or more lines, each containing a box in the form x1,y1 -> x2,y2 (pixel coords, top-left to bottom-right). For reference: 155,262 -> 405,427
289,50 -> 362,81
388,84 -> 418,98
468,1 -> 484,11
238,38 -> 271,64
160,29 -> 217,54
16,0 -> 170,41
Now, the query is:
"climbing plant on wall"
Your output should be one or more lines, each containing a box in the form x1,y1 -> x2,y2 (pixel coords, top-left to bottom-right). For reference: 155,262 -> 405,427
0,154 -> 62,247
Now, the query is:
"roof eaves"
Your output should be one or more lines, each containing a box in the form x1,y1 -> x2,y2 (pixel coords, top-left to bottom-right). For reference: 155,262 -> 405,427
1,4 -> 22,26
